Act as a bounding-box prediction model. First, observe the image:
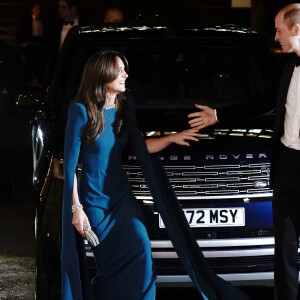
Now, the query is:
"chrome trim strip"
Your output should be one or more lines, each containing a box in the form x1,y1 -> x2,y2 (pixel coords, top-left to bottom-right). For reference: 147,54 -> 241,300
157,271 -> 300,286
204,165 -> 241,169
227,170 -> 262,175
152,248 -> 275,258
136,192 -> 273,200
156,273 -> 276,286
151,237 -> 275,248
205,177 -> 240,182
182,184 -> 218,188
182,172 -> 218,176
248,163 -> 271,167
204,190 -> 240,195
169,178 -> 197,182
87,247 -> 276,259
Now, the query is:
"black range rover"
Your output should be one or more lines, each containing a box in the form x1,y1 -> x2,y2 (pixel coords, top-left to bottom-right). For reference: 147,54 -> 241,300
19,25 -> 281,298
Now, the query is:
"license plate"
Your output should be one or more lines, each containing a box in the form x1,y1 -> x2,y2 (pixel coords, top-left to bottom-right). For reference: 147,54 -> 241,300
159,207 -> 245,228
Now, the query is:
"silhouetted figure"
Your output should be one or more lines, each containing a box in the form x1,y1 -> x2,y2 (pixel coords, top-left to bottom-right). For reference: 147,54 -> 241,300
16,3 -> 49,85
57,0 -> 80,48
47,0 -> 84,85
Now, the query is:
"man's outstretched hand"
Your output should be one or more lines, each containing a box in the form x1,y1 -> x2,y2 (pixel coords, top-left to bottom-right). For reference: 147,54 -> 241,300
188,104 -> 217,130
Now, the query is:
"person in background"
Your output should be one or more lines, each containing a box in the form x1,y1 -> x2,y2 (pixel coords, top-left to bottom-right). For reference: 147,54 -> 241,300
57,0 -> 80,48
47,0 -> 82,85
188,4 -> 300,299
103,6 -> 124,23
16,2 -> 48,85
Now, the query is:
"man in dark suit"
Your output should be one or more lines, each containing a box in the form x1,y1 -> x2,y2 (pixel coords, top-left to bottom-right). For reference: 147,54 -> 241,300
57,0 -> 80,48
47,0 -> 81,85
188,4 -> 300,299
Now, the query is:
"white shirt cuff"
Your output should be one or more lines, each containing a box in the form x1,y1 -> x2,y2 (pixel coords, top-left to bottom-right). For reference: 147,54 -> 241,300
214,109 -> 218,123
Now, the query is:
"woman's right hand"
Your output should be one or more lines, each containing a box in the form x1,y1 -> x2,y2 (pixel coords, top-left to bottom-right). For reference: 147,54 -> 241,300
72,209 -> 90,237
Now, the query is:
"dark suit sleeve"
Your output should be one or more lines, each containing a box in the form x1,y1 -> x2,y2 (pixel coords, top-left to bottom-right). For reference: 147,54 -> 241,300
215,55 -> 279,125
126,96 -> 249,300
216,89 -> 277,125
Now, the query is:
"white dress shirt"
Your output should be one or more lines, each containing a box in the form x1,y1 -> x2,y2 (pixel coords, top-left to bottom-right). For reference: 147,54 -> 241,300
281,65 -> 300,150
32,15 -> 43,37
60,17 -> 78,48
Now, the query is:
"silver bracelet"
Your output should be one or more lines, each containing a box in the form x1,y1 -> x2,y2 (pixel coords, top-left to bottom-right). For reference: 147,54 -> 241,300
72,203 -> 83,213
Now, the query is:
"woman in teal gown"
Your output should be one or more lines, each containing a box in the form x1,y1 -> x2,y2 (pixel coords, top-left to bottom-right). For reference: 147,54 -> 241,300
62,50 -> 249,300
62,50 -> 157,300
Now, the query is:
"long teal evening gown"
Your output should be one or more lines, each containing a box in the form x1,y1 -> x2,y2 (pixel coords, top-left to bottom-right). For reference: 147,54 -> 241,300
62,101 -> 155,300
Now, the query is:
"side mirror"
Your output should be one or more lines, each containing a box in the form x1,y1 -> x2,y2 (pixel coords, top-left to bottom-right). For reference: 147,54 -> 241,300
17,86 -> 46,110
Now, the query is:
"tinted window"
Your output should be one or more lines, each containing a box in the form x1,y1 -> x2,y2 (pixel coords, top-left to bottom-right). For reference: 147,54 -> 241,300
126,43 -> 257,109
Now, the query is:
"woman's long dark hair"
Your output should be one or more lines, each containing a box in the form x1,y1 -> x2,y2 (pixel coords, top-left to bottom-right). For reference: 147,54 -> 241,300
76,50 -> 128,143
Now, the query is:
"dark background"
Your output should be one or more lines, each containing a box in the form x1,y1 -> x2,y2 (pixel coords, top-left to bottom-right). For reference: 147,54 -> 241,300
0,0 -> 296,46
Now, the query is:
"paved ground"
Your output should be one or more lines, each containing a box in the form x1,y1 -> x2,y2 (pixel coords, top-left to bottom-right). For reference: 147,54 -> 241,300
0,255 -> 34,300
0,106 -> 35,299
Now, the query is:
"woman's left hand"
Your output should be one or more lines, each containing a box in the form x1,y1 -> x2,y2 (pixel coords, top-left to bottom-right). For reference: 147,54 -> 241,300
72,209 -> 91,237
146,129 -> 200,154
